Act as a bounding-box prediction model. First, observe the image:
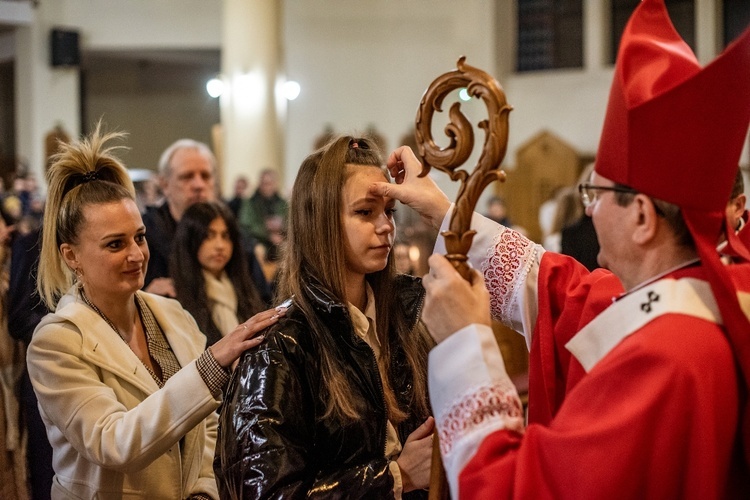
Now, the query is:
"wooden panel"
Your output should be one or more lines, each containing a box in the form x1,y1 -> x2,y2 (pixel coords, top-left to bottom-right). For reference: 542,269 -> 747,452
501,130 -> 582,243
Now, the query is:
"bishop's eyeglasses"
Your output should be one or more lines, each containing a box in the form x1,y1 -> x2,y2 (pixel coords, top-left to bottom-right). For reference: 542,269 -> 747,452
578,183 -> 638,208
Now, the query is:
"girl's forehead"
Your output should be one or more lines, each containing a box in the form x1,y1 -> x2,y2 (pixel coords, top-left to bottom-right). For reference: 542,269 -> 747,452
343,166 -> 387,196
342,166 -> 389,204
344,164 -> 388,182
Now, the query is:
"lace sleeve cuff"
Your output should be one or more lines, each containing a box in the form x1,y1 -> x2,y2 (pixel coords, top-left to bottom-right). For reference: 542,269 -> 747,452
481,226 -> 540,330
435,205 -> 542,343
196,348 -> 230,397
428,324 -> 525,499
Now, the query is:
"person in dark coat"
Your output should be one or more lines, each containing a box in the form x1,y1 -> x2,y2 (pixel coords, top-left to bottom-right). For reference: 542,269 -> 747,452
561,214 -> 600,271
8,227 -> 54,500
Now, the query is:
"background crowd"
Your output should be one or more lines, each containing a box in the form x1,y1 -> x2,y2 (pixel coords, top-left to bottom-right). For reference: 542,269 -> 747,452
0,124 -> 605,498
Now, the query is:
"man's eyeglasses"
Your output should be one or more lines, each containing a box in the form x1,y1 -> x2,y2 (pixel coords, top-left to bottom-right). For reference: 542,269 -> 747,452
578,183 -> 638,208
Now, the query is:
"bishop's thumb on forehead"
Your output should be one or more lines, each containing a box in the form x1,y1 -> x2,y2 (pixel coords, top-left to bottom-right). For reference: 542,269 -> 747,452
368,181 -> 390,197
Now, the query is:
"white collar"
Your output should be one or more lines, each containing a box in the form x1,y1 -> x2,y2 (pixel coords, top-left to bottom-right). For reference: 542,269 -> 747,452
615,258 -> 701,302
566,276 -> 720,373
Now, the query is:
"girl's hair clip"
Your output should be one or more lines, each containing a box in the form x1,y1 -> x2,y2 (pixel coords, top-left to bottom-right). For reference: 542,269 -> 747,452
348,138 -> 369,150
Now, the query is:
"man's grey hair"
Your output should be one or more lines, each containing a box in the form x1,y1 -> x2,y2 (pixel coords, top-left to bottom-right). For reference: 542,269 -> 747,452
158,139 -> 217,177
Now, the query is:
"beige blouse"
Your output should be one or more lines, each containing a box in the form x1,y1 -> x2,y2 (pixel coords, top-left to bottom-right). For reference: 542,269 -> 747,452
347,283 -> 404,499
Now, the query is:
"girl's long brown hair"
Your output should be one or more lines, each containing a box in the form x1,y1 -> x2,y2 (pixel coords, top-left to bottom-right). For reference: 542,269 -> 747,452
275,135 -> 432,423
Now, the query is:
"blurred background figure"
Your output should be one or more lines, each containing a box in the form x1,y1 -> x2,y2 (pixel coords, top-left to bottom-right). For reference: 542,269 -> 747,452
170,201 -> 265,346
1,180 -> 21,228
542,186 -> 580,252
484,195 -> 512,227
142,139 -> 216,297
3,171 -> 43,238
7,152 -> 57,500
560,163 -> 600,271
393,241 -> 416,275
143,139 -> 271,304
725,168 -> 747,235
237,168 -> 288,254
0,207 -> 28,500
718,168 -> 748,265
130,169 -> 163,214
226,175 -> 249,218
537,187 -> 560,249
8,224 -> 54,500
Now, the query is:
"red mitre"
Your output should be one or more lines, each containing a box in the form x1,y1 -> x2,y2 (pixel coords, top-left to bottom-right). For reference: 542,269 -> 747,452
596,0 -> 750,215
597,0 -> 750,464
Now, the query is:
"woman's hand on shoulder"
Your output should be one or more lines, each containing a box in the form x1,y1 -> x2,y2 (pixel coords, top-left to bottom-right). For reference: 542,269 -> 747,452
209,306 -> 288,369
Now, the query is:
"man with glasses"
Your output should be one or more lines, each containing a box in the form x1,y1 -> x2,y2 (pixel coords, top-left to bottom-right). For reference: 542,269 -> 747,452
577,183 -> 636,207
371,0 -> 750,497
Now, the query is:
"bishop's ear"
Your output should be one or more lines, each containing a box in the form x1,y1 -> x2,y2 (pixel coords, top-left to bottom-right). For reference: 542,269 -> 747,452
631,194 -> 660,245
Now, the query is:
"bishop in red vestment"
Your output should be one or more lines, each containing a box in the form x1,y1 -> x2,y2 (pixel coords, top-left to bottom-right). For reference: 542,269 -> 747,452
371,0 -> 750,497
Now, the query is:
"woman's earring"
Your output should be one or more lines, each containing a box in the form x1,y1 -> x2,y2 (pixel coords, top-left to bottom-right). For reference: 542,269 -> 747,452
74,267 -> 84,283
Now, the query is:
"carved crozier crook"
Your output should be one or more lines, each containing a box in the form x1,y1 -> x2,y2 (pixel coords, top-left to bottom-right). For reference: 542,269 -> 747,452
416,56 -> 512,499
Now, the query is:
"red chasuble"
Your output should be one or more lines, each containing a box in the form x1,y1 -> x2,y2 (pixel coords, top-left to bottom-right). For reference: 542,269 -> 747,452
460,252 -> 748,499
429,213 -> 750,499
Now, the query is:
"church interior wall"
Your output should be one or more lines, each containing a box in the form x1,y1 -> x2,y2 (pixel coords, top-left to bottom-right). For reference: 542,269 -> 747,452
2,0 -> 747,202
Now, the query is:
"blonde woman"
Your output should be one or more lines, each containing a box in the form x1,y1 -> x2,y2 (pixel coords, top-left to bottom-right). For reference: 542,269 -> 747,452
27,127 -> 281,499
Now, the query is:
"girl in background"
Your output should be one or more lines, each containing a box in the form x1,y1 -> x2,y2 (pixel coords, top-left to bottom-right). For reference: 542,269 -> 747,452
171,201 -> 265,346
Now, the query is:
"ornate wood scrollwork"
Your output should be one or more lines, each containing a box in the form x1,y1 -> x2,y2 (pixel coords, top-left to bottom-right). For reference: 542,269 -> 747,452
416,56 -> 512,279
416,57 -> 511,499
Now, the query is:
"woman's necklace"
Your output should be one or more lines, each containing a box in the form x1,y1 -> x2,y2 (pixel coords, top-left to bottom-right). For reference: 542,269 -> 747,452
78,286 -> 162,386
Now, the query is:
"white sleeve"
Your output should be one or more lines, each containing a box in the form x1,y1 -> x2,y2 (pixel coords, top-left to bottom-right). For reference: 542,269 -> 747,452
433,205 -> 545,349
428,324 -> 525,499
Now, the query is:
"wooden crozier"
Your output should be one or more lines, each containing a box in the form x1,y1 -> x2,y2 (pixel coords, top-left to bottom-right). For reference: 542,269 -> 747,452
416,57 -> 512,499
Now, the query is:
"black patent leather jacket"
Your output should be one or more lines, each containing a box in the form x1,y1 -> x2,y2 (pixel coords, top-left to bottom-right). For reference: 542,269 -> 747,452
214,275 -> 430,499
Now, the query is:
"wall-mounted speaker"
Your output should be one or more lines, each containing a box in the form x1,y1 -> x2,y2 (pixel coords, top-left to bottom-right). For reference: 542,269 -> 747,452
51,29 -> 80,67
